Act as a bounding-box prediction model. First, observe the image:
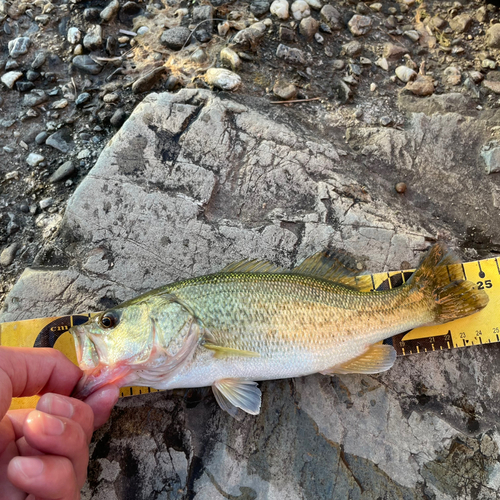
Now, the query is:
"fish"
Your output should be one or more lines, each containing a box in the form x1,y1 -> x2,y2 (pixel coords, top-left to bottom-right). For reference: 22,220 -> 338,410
70,243 -> 489,416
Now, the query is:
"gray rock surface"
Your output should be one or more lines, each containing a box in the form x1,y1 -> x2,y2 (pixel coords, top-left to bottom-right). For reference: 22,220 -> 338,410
2,89 -> 500,499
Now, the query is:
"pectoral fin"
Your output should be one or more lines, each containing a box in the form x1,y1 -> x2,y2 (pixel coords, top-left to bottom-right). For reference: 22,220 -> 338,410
321,344 -> 396,375
204,343 -> 260,358
212,379 -> 262,416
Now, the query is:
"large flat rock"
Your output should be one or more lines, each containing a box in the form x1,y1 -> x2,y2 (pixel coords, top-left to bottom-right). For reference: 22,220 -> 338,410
2,90 -> 500,499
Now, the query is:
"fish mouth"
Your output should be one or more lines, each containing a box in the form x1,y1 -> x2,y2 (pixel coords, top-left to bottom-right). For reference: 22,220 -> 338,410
72,363 -> 135,399
70,324 -> 136,399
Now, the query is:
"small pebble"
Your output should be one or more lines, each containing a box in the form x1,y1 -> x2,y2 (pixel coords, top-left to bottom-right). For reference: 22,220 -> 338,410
83,25 -> 103,51
1,71 -> 23,89
291,0 -> 310,21
5,171 -> 20,181
77,149 -> 92,159
320,4 -> 342,30
276,44 -> 308,65
299,16 -> 320,39
220,47 -> 241,71
67,27 -> 81,44
482,59 -> 496,70
52,99 -> 69,109
39,197 -> 54,210
26,152 -> 45,166
100,0 -> 120,22
304,0 -> 321,10
404,30 -> 420,42
103,92 -> 119,103
395,182 -> 407,193
110,108 -> 127,127
380,116 -> 392,127
160,26 -> 191,50
332,59 -> 345,70
273,81 -> 298,100
270,0 -> 289,19
75,92 -> 91,106
32,52 -> 46,69
348,15 -> 372,36
49,161 -> 75,182
342,41 -> 362,58
205,68 -> 241,91
370,82 -> 377,92
395,66 -> 417,83
0,242 -> 19,267
191,48 -> 208,64
8,37 -> 31,58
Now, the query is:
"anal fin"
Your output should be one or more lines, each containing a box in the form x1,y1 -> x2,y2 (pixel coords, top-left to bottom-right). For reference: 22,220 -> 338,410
321,344 -> 396,375
212,379 -> 262,416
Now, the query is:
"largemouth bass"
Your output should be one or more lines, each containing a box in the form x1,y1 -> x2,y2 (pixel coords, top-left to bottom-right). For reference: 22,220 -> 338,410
71,243 -> 488,416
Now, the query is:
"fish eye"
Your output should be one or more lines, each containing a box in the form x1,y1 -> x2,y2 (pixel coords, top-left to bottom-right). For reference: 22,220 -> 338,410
98,311 -> 120,329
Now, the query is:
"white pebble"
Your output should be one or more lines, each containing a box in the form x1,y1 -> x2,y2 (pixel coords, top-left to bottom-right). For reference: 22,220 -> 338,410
67,27 -> 81,44
26,153 -> 45,167
375,57 -> 389,71
52,99 -> 68,109
314,33 -> 324,44
205,68 -> 241,91
304,0 -> 321,10
291,0 -> 310,21
77,149 -> 92,159
270,0 -> 289,20
395,65 -> 417,83
370,82 -> 377,92
39,197 -> 54,210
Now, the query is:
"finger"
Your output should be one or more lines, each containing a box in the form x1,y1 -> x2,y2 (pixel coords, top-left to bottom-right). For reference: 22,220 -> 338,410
83,385 -> 119,430
8,455 -> 79,500
36,394 -> 94,443
6,411 -> 43,459
23,410 -> 88,487
0,416 -> 25,500
0,347 -> 82,418
6,409 -> 31,440
16,436 -> 43,458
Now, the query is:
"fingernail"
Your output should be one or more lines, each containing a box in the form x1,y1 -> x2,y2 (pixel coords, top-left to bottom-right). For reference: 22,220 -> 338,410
12,457 -> 44,479
28,411 -> 65,436
38,393 -> 74,418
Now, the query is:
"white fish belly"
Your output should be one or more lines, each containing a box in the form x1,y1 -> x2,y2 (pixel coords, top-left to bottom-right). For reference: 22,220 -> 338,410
157,338 -> 370,390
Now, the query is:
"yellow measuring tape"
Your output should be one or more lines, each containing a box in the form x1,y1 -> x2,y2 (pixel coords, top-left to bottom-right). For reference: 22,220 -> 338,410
1,257 -> 499,411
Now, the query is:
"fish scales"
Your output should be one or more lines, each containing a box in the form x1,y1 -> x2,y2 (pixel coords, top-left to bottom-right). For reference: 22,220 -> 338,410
70,244 -> 489,416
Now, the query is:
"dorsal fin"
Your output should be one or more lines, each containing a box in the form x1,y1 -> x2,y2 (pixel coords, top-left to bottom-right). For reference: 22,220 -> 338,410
220,259 -> 285,274
292,250 -> 371,290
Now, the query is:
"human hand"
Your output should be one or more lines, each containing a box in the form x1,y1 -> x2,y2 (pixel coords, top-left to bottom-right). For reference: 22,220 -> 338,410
0,346 -> 119,500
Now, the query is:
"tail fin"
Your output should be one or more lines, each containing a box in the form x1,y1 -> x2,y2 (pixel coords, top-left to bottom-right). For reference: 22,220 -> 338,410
407,243 -> 489,324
